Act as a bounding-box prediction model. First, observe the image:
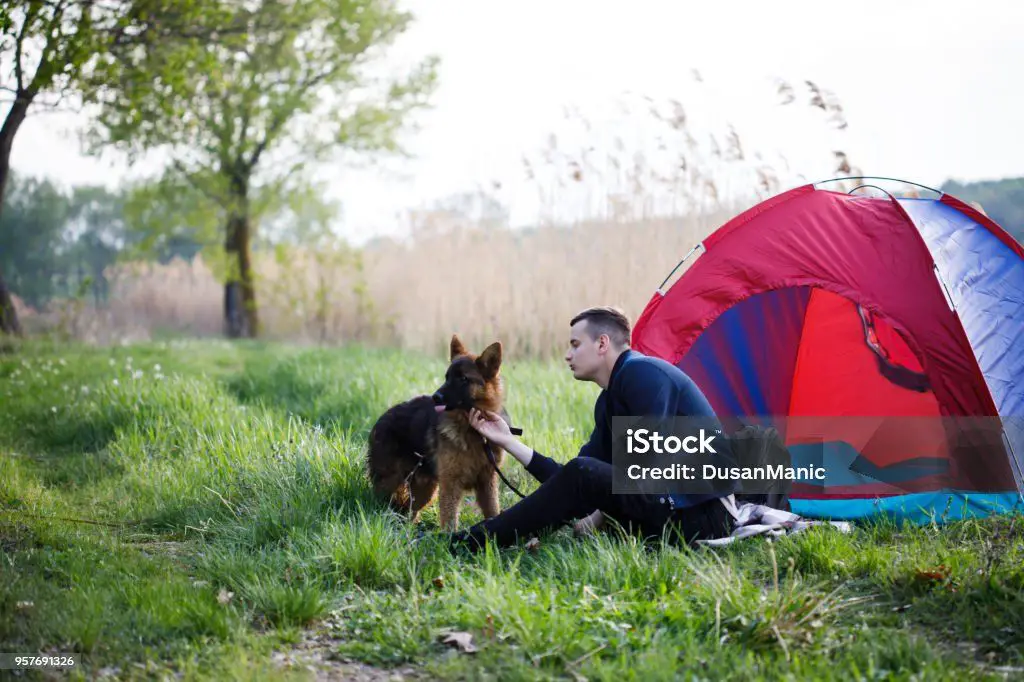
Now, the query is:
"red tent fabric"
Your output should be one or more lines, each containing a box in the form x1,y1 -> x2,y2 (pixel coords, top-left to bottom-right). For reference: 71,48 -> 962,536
631,184 -> 1024,519
633,185 -> 995,417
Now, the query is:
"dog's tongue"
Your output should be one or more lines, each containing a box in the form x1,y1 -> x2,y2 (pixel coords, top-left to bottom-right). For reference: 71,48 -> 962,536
434,405 -> 447,413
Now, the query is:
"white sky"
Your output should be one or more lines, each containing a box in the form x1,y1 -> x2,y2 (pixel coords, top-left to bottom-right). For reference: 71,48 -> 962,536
10,0 -> 1024,242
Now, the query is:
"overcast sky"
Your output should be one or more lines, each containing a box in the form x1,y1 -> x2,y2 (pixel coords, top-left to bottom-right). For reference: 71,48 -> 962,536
10,0 -> 1024,242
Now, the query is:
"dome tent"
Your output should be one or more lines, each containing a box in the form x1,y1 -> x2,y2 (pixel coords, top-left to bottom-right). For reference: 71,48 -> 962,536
631,179 -> 1024,522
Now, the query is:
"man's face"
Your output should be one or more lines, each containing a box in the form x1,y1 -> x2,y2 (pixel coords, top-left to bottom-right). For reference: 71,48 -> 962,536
565,320 -> 606,381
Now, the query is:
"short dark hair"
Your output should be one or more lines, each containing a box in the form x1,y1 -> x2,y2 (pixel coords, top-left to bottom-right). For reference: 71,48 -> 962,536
570,306 -> 631,348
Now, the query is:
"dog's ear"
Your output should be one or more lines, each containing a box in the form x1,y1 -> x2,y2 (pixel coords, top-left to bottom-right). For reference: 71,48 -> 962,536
450,334 -> 468,361
476,341 -> 502,379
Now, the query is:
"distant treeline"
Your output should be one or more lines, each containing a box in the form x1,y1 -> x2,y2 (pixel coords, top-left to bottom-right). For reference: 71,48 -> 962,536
0,173 -> 201,309
942,177 -> 1024,245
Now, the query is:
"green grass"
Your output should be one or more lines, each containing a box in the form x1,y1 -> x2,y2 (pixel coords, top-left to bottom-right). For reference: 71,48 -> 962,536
1,339 -> 1023,680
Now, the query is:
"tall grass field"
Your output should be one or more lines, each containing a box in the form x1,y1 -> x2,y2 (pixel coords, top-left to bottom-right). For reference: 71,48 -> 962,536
13,212 -> 731,359
2,340 -> 1023,680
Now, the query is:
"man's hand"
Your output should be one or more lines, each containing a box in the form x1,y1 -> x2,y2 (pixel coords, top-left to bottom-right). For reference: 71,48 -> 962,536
468,408 -> 514,449
573,510 -> 605,537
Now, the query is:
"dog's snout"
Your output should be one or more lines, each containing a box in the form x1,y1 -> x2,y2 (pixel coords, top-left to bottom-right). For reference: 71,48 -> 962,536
431,391 -> 444,405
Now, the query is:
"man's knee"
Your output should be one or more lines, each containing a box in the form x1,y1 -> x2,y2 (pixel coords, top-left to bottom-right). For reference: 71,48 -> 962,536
561,456 -> 604,479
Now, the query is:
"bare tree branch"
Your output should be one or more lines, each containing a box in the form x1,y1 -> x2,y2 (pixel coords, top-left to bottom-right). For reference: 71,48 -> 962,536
172,158 -> 228,209
13,2 -> 44,91
25,91 -> 85,112
247,63 -> 348,171
246,109 -> 289,171
18,101 -> 84,116
105,6 -> 308,57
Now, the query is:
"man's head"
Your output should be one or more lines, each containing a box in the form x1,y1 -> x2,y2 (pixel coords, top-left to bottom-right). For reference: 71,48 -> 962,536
565,306 -> 631,386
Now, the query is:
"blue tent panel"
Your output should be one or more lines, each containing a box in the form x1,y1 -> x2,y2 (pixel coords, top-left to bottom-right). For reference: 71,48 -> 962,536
899,198 -> 1024,417
791,490 -> 1024,523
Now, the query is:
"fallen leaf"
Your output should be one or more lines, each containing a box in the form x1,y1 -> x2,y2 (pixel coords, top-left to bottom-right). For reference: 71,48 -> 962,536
439,631 -> 478,653
525,537 -> 541,552
217,589 -> 234,605
914,565 -> 951,584
484,614 -> 494,639
432,576 -> 445,590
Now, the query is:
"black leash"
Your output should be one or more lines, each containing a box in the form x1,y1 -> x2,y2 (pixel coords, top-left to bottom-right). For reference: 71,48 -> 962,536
485,426 -> 527,499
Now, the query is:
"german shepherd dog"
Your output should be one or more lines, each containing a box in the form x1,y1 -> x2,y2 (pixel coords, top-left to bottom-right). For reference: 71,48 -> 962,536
366,335 -> 510,530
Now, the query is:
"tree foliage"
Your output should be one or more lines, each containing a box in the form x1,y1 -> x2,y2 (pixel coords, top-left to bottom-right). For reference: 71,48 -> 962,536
84,0 -> 437,337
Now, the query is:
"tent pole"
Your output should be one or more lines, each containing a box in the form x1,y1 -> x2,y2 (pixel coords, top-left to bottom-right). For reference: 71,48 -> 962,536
657,242 -> 705,293
1001,426 -> 1024,502
813,176 -> 944,196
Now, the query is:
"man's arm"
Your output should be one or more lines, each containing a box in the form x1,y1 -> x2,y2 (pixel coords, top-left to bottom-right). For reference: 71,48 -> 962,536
525,422 -> 601,483
525,392 -> 608,483
467,409 -> 559,482
501,439 -> 536,468
469,390 -> 606,485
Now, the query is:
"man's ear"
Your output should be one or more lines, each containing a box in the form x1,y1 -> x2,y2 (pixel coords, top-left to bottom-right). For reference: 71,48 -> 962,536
476,341 -> 503,379
450,334 -> 467,361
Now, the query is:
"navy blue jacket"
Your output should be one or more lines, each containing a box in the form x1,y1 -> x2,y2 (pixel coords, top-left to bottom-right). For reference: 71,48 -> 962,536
526,349 -> 733,509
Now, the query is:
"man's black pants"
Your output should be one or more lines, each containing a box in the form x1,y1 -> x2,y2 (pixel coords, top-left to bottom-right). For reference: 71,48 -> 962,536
472,456 -> 732,547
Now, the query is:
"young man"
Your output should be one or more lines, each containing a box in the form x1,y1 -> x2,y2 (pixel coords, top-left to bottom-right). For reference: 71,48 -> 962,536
448,306 -> 734,552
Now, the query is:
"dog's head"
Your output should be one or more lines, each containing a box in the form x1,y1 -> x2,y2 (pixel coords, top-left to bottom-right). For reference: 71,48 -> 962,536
432,334 -> 503,413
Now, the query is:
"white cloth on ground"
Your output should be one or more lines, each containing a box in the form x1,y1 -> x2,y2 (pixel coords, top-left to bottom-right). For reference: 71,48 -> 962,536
697,495 -> 852,546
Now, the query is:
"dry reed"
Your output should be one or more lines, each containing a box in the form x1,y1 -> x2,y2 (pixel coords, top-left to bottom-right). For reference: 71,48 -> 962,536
22,210 -> 732,359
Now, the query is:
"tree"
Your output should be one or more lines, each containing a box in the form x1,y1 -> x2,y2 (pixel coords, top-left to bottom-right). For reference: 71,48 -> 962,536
0,0 -> 223,335
86,0 -> 437,338
0,1 -> 97,333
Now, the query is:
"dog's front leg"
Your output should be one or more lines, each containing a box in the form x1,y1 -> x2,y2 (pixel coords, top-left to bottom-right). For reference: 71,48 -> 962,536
437,480 -> 464,531
475,471 -> 501,519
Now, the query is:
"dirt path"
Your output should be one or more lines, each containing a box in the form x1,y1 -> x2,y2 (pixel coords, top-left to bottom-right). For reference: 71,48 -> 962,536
270,627 -> 426,681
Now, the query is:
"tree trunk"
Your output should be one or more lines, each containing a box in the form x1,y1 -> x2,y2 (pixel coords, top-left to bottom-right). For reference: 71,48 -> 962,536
0,90 -> 32,337
0,272 -> 20,336
224,175 -> 258,338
